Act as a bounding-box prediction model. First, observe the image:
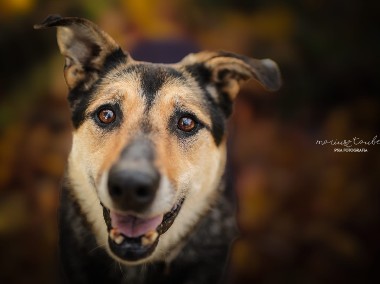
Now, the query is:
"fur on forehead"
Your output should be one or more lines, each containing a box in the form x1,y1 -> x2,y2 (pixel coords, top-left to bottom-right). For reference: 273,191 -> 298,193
94,63 -> 209,109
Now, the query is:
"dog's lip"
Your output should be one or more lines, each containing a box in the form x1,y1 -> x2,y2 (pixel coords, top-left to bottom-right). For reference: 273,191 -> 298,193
101,198 -> 184,261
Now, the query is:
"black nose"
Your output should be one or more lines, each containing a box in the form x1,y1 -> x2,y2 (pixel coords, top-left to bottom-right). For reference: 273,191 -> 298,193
107,168 -> 160,212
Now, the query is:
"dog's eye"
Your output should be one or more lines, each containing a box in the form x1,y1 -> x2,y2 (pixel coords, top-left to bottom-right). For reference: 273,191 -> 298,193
177,116 -> 196,132
98,109 -> 116,124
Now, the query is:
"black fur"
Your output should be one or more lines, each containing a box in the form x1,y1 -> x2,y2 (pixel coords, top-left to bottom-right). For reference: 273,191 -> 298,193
208,109 -> 226,146
140,66 -> 166,110
140,65 -> 184,110
185,63 -> 233,117
101,48 -> 128,75
69,86 -> 94,129
35,15 -> 89,29
185,63 -> 212,87
184,63 -> 227,145
216,89 -> 234,117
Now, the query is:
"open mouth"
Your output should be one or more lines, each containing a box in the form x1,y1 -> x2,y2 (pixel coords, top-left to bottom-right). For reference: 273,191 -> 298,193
102,198 -> 184,261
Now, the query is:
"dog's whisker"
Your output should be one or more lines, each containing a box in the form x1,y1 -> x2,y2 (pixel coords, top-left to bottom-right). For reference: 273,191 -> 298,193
89,242 -> 107,254
118,262 -> 123,274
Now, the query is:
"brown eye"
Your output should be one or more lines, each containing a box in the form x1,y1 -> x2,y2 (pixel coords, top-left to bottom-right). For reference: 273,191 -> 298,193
178,116 -> 196,132
98,109 -> 116,124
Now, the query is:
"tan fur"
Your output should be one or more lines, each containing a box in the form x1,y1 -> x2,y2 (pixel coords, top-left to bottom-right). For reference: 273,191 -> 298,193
149,80 -> 213,187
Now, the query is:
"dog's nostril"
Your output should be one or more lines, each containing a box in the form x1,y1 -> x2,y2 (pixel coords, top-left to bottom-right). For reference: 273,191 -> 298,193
135,186 -> 150,199
110,185 -> 122,197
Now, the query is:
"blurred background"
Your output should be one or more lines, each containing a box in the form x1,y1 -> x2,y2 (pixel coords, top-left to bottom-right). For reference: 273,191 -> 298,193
0,0 -> 379,283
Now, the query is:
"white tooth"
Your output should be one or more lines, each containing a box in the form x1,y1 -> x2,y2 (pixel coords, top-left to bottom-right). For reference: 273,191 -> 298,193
142,231 -> 158,246
110,229 -> 119,240
114,235 -> 124,245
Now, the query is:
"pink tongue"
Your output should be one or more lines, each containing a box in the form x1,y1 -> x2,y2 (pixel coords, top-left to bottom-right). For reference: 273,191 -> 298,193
110,212 -> 163,238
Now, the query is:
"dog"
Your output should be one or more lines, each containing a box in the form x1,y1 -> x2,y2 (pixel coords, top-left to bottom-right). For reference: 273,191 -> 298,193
34,15 -> 281,284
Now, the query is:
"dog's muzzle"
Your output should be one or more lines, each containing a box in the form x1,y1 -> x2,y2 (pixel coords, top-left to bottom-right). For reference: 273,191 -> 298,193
102,138 -> 184,261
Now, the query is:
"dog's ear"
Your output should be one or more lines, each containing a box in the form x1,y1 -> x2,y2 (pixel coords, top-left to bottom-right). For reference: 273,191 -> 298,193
34,15 -> 126,90
181,51 -> 281,115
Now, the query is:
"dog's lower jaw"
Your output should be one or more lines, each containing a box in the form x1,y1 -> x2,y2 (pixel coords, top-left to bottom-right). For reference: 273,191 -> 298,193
60,181 -> 236,283
104,190 -> 221,265
103,198 -> 185,264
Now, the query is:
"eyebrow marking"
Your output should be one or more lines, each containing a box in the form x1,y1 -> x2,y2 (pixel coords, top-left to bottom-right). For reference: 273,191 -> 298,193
114,64 -> 185,111
141,66 -> 186,111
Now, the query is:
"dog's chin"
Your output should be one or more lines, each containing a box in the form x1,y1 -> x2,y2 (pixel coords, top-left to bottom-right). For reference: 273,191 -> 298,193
101,198 -> 184,263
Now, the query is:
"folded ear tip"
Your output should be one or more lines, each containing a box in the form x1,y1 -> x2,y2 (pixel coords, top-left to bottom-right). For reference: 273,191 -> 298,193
269,79 -> 282,92
34,14 -> 62,29
267,76 -> 282,92
261,59 -> 277,69
260,58 -> 282,91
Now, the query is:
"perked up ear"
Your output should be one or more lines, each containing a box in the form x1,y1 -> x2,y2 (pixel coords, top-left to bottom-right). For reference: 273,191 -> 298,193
34,15 -> 125,90
181,51 -> 282,102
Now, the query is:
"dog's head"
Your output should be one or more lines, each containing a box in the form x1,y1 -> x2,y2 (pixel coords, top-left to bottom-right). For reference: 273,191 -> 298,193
35,15 -> 281,264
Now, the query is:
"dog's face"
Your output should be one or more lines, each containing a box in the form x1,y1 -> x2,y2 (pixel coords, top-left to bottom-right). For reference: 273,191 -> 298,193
35,16 -> 281,264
